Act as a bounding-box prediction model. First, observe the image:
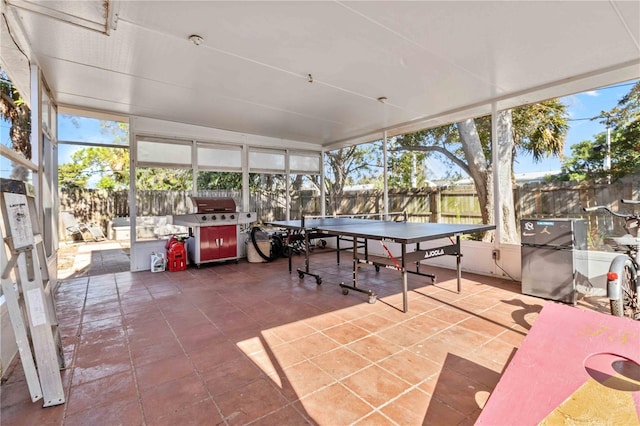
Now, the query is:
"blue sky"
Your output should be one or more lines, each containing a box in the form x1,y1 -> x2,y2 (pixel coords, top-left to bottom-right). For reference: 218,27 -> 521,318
513,79 -> 638,175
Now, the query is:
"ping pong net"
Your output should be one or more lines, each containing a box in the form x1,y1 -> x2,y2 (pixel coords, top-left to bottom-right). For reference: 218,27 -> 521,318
299,211 -> 407,227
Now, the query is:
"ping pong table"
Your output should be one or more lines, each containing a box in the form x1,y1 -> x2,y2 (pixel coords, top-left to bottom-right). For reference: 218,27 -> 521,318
266,217 -> 495,312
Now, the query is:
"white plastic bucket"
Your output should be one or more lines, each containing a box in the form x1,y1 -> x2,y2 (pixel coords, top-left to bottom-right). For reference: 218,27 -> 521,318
246,240 -> 270,263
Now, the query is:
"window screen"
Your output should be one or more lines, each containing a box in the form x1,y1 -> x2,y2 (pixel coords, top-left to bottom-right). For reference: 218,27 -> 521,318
137,139 -> 191,165
290,153 -> 321,174
249,150 -> 285,172
197,144 -> 242,170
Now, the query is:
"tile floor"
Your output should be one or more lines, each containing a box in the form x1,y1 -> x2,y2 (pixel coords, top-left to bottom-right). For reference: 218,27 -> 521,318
1,246 -> 610,425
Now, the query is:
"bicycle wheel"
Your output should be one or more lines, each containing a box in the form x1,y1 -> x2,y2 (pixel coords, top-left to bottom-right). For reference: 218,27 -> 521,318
610,262 -> 639,320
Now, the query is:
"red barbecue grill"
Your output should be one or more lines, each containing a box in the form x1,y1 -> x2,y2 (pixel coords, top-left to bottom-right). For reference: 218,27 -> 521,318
172,197 -> 255,267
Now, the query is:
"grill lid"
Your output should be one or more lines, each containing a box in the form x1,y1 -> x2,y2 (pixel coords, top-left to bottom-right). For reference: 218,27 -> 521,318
188,197 -> 237,213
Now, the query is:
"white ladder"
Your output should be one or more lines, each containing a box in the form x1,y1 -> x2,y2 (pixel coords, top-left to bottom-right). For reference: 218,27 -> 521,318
1,181 -> 65,407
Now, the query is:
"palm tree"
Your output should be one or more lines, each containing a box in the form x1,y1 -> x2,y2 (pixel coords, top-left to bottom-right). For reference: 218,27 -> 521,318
0,69 -> 31,159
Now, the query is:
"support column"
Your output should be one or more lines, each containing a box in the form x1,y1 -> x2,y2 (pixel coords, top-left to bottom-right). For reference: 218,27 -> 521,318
491,103 -> 502,244
320,150 -> 326,217
383,131 -> 389,219
285,149 -> 290,221
242,144 -> 250,211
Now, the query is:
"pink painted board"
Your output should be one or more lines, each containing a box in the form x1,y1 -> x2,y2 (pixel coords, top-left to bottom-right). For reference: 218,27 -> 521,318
476,302 -> 640,425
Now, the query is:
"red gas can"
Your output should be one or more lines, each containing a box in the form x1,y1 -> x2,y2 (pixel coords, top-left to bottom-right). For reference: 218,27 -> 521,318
165,236 -> 187,272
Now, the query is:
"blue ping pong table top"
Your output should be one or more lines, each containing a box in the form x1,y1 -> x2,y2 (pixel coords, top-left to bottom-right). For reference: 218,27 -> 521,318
267,218 -> 495,244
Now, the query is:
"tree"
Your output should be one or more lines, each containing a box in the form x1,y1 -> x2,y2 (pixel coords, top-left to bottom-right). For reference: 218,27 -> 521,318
322,145 -> 377,214
197,171 -> 243,190
556,81 -> 640,182
58,147 -> 129,190
136,167 -> 192,190
387,143 -> 428,188
58,117 -> 130,189
0,69 -> 31,160
396,99 -> 569,243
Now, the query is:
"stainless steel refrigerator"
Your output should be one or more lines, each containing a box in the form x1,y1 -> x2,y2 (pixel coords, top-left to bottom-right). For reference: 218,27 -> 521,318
520,218 -> 588,304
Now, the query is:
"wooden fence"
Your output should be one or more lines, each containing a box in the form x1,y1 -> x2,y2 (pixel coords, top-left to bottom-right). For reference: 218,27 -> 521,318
59,173 -> 640,245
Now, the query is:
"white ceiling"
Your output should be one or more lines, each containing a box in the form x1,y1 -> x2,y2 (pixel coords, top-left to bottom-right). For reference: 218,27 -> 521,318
2,1 -> 639,149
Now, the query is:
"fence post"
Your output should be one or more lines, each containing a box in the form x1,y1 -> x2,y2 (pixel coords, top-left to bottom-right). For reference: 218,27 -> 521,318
431,188 -> 441,223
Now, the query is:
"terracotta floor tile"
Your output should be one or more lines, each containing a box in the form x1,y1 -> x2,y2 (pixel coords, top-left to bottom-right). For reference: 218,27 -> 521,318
139,373 -> 210,421
311,346 -> 371,380
126,323 -> 176,350
79,322 -> 125,343
403,313 -> 452,336
436,353 -> 502,390
291,332 -> 340,359
379,388 -> 432,425
0,382 -> 66,425
66,371 -> 137,415
215,377 -> 289,425
322,322 -> 370,345
475,338 -> 519,370
298,383 -> 373,425
303,312 -> 346,331
457,314 -> 512,338
425,305 -> 473,324
64,399 -> 143,426
134,353 -> 194,391
428,368 -> 491,416
347,335 -> 403,363
268,342 -> 307,369
421,397 -> 467,425
353,411 -> 397,425
341,365 -> 411,408
376,323 -> 429,348
248,403 -> 314,426
201,356 -> 265,397
0,379 -> 34,408
176,324 -> 225,352
188,338 -> 244,373
236,333 -> 274,356
269,320 -> 317,342
280,360 -> 335,398
73,340 -> 129,367
496,327 -> 528,346
150,398 -> 222,426
130,340 -> 184,367
351,313 -> 397,333
437,325 -> 491,351
79,316 -> 124,334
71,357 -> 132,386
378,349 -> 441,385
243,349 -> 287,378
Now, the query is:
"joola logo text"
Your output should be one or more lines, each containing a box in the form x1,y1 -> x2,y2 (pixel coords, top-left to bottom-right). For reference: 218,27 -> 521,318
424,249 -> 445,258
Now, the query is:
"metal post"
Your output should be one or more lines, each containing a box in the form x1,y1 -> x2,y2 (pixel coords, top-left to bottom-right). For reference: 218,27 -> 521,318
605,125 -> 611,184
402,243 -> 408,313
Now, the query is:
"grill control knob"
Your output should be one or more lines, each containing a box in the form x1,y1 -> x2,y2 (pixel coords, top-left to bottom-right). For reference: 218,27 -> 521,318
201,215 -> 207,221
230,214 -> 235,219
221,214 -> 226,220
246,213 -> 251,218
212,215 -> 216,220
